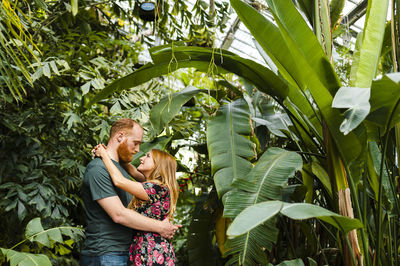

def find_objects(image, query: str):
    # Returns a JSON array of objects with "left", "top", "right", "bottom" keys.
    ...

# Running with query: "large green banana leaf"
[
  {"left": 149, "top": 86, "right": 202, "bottom": 135},
  {"left": 206, "top": 99, "right": 255, "bottom": 198},
  {"left": 150, "top": 45, "right": 288, "bottom": 99},
  {"left": 351, "top": 0, "right": 389, "bottom": 88},
  {"left": 230, "top": 0, "right": 362, "bottom": 164},
  {"left": 227, "top": 200, "right": 363, "bottom": 237},
  {"left": 252, "top": 98, "right": 292, "bottom": 138},
  {"left": 295, "top": 0, "right": 313, "bottom": 24},
  {"left": 230, "top": 0, "right": 316, "bottom": 123},
  {"left": 281, "top": 203, "right": 363, "bottom": 232},
  {"left": 366, "top": 73, "right": 400, "bottom": 133},
  {"left": 333, "top": 0, "right": 389, "bottom": 135},
  {"left": 222, "top": 148, "right": 302, "bottom": 265},
  {"left": 224, "top": 218, "right": 275, "bottom": 265},
  {"left": 231, "top": 147, "right": 303, "bottom": 199},
  {"left": 227, "top": 201, "right": 282, "bottom": 236},
  {"left": 349, "top": 32, "right": 363, "bottom": 87},
  {"left": 229, "top": 0, "right": 327, "bottom": 157},
  {"left": 252, "top": 0, "right": 363, "bottom": 165},
  {"left": 230, "top": 0, "right": 300, "bottom": 89},
  {"left": 265, "top": 0, "right": 340, "bottom": 95},
  {"left": 85, "top": 46, "right": 289, "bottom": 108},
  {"left": 313, "top": 0, "right": 332, "bottom": 58},
  {"left": 284, "top": 98, "right": 324, "bottom": 155}
]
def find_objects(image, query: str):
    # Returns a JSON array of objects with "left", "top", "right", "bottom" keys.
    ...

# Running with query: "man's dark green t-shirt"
[{"left": 81, "top": 158, "right": 132, "bottom": 256}]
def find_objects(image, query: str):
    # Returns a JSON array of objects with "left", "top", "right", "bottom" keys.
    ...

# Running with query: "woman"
[{"left": 94, "top": 144, "right": 179, "bottom": 266}]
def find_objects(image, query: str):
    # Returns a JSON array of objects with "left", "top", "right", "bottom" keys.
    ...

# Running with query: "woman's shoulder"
[
  {"left": 143, "top": 181, "right": 168, "bottom": 188},
  {"left": 143, "top": 181, "right": 169, "bottom": 194}
]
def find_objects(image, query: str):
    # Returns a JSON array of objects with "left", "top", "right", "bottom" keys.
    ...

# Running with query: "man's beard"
[{"left": 117, "top": 140, "right": 133, "bottom": 163}]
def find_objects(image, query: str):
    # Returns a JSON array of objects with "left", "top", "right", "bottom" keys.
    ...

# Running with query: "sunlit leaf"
[
  {"left": 42, "top": 63, "right": 51, "bottom": 78},
  {"left": 150, "top": 86, "right": 202, "bottom": 135},
  {"left": 71, "top": 0, "right": 78, "bottom": 16},
  {"left": 332, "top": 87, "right": 371, "bottom": 135},
  {"left": 281, "top": 203, "right": 363, "bottom": 233},
  {"left": 227, "top": 201, "right": 283, "bottom": 237},
  {"left": 81, "top": 82, "right": 91, "bottom": 95}
]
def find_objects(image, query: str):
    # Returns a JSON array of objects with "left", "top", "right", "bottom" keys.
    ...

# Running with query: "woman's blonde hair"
[{"left": 128, "top": 149, "right": 179, "bottom": 219}]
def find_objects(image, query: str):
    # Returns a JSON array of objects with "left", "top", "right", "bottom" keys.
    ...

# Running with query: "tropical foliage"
[
  {"left": 0, "top": 0, "right": 229, "bottom": 264},
  {"left": 2, "top": 0, "right": 400, "bottom": 265}
]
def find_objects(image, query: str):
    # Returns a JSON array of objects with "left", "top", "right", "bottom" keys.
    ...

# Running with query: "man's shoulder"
[
  {"left": 85, "top": 158, "right": 128, "bottom": 178},
  {"left": 85, "top": 158, "right": 107, "bottom": 174}
]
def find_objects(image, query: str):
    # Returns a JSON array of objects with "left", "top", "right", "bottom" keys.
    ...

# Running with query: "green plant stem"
[
  {"left": 345, "top": 163, "right": 369, "bottom": 266},
  {"left": 376, "top": 93, "right": 400, "bottom": 264},
  {"left": 388, "top": 161, "right": 400, "bottom": 211},
  {"left": 282, "top": 218, "right": 297, "bottom": 257},
  {"left": 394, "top": 215, "right": 398, "bottom": 266},
  {"left": 9, "top": 238, "right": 28, "bottom": 251},
  {"left": 376, "top": 133, "right": 389, "bottom": 265},
  {"left": 392, "top": 0, "right": 399, "bottom": 72},
  {"left": 388, "top": 215, "right": 394, "bottom": 266},
  {"left": 313, "top": 221, "right": 329, "bottom": 265},
  {"left": 296, "top": 151, "right": 326, "bottom": 159},
  {"left": 362, "top": 166, "right": 370, "bottom": 266}
]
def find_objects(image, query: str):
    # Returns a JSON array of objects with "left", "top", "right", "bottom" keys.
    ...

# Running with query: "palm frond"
[{"left": 0, "top": 0, "right": 39, "bottom": 100}]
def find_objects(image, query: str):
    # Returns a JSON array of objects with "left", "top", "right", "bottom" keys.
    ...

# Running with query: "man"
[{"left": 81, "top": 118, "right": 179, "bottom": 265}]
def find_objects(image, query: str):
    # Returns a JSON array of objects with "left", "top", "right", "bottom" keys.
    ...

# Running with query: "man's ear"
[{"left": 116, "top": 132, "right": 124, "bottom": 143}]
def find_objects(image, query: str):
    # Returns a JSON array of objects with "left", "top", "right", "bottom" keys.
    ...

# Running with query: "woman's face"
[{"left": 137, "top": 152, "right": 155, "bottom": 176}]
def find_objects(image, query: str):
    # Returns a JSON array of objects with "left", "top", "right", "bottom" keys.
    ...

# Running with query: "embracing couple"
[{"left": 80, "top": 118, "right": 181, "bottom": 266}]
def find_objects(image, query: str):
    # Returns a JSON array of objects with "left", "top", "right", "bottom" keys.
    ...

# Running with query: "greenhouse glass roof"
[
  {"left": 135, "top": 0, "right": 387, "bottom": 66},
  {"left": 213, "top": 0, "right": 378, "bottom": 66}
]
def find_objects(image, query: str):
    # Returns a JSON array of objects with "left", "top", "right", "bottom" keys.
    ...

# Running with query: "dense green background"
[{"left": 2, "top": 0, "right": 400, "bottom": 265}]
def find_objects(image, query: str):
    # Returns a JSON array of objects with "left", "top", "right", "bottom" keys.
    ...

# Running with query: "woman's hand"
[{"left": 92, "top": 144, "right": 107, "bottom": 158}]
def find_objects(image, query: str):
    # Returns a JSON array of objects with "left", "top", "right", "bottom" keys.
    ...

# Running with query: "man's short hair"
[{"left": 110, "top": 118, "right": 142, "bottom": 138}]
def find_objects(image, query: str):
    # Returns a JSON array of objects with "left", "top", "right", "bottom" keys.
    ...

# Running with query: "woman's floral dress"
[{"left": 128, "top": 182, "right": 175, "bottom": 266}]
